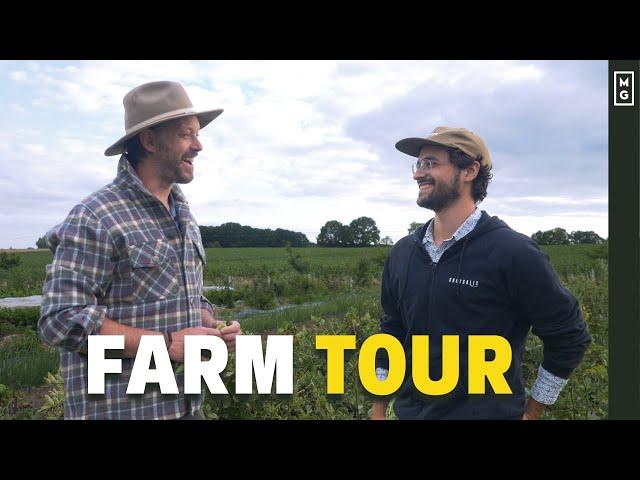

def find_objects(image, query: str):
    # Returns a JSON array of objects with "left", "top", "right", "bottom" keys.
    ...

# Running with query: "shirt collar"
[
  {"left": 424, "top": 208, "right": 481, "bottom": 245},
  {"left": 114, "top": 155, "right": 188, "bottom": 206}
]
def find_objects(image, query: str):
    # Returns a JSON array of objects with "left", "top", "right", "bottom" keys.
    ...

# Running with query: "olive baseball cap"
[{"left": 395, "top": 126, "right": 492, "bottom": 169}]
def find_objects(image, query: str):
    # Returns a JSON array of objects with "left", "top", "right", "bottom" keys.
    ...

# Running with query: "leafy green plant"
[
  {"left": 0, "top": 307, "right": 40, "bottom": 329},
  {"left": 0, "top": 244, "right": 609, "bottom": 420},
  {"left": 0, "top": 252, "right": 21, "bottom": 270},
  {"left": 203, "top": 309, "right": 379, "bottom": 419},
  {"left": 353, "top": 258, "right": 372, "bottom": 287},
  {"left": 0, "top": 330, "right": 60, "bottom": 388},
  {"left": 286, "top": 245, "right": 310, "bottom": 274},
  {"left": 37, "top": 370, "right": 64, "bottom": 419}
]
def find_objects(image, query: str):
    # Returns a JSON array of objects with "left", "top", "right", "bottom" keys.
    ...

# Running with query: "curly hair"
[{"left": 447, "top": 147, "right": 493, "bottom": 203}]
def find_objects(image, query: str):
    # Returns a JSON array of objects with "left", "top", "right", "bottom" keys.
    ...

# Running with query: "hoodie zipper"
[
  {"left": 426, "top": 247, "right": 455, "bottom": 333},
  {"left": 414, "top": 212, "right": 492, "bottom": 333}
]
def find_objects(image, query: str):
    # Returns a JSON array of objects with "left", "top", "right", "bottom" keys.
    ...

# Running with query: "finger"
[
  {"left": 222, "top": 330, "right": 242, "bottom": 338},
  {"left": 221, "top": 330, "right": 240, "bottom": 341},
  {"left": 221, "top": 338, "right": 236, "bottom": 347},
  {"left": 199, "top": 327, "right": 222, "bottom": 336},
  {"left": 219, "top": 323, "right": 241, "bottom": 335}
]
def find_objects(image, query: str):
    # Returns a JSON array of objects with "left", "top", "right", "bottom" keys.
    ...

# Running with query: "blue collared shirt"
[
  {"left": 422, "top": 208, "right": 482, "bottom": 263},
  {"left": 168, "top": 192, "right": 178, "bottom": 224}
]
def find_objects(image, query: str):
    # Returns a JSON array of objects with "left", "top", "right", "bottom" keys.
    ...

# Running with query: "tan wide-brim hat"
[
  {"left": 105, "top": 81, "right": 223, "bottom": 156},
  {"left": 395, "top": 126, "right": 492, "bottom": 169}
]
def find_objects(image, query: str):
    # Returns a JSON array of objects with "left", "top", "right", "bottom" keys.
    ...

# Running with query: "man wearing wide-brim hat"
[
  {"left": 371, "top": 126, "right": 592, "bottom": 420},
  {"left": 39, "top": 81, "right": 240, "bottom": 420}
]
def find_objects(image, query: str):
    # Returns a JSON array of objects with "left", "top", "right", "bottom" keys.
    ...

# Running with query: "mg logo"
[{"left": 614, "top": 71, "right": 634, "bottom": 106}]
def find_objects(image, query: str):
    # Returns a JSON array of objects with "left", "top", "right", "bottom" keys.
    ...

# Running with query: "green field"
[
  {"left": 0, "top": 244, "right": 605, "bottom": 295},
  {"left": 0, "top": 244, "right": 608, "bottom": 420}
]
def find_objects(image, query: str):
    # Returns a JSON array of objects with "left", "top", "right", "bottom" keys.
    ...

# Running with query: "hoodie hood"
[{"left": 411, "top": 211, "right": 510, "bottom": 246}]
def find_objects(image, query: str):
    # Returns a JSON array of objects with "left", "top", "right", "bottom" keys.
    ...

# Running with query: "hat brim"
[
  {"left": 104, "top": 108, "right": 223, "bottom": 157},
  {"left": 395, "top": 137, "right": 452, "bottom": 158}
]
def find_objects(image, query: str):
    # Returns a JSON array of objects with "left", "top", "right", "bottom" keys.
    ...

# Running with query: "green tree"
[
  {"left": 199, "top": 223, "right": 310, "bottom": 247},
  {"left": 380, "top": 236, "right": 394, "bottom": 246},
  {"left": 338, "top": 224, "right": 353, "bottom": 247},
  {"left": 36, "top": 236, "right": 48, "bottom": 249},
  {"left": 570, "top": 230, "right": 604, "bottom": 244},
  {"left": 349, "top": 217, "right": 380, "bottom": 247},
  {"left": 532, "top": 228, "right": 571, "bottom": 245},
  {"left": 317, "top": 220, "right": 344, "bottom": 247}
]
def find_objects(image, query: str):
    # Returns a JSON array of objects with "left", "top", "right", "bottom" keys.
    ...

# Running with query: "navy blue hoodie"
[{"left": 376, "top": 211, "right": 591, "bottom": 420}]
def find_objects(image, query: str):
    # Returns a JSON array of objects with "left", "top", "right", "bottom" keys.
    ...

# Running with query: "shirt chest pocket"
[
  {"left": 193, "top": 238, "right": 206, "bottom": 264},
  {"left": 128, "top": 240, "right": 179, "bottom": 303},
  {"left": 185, "top": 225, "right": 206, "bottom": 275}
]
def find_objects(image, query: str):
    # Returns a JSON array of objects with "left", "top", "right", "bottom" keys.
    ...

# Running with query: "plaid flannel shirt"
[{"left": 39, "top": 155, "right": 216, "bottom": 419}]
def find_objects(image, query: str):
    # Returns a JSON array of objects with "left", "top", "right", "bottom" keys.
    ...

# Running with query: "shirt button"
[{"left": 190, "top": 298, "right": 194, "bottom": 306}]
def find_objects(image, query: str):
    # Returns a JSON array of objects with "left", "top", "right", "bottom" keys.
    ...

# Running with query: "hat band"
[{"left": 125, "top": 107, "right": 197, "bottom": 135}]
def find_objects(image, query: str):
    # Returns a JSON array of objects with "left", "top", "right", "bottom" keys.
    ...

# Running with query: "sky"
[{"left": 0, "top": 60, "right": 608, "bottom": 248}]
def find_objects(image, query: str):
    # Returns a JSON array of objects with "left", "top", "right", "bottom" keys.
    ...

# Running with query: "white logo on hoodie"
[{"left": 448, "top": 277, "right": 479, "bottom": 288}]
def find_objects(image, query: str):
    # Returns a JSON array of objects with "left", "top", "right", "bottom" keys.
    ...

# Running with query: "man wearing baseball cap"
[
  {"left": 39, "top": 81, "right": 240, "bottom": 419},
  {"left": 371, "top": 126, "right": 591, "bottom": 420}
]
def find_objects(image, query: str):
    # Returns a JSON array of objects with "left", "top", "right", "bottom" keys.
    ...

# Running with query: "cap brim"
[
  {"left": 395, "top": 137, "right": 451, "bottom": 158},
  {"left": 104, "top": 108, "right": 224, "bottom": 157}
]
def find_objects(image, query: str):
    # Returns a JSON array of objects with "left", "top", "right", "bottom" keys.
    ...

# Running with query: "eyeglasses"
[{"left": 411, "top": 158, "right": 440, "bottom": 174}]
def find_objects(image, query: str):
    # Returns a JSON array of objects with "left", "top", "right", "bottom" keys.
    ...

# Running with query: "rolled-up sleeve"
[
  {"left": 39, "top": 204, "right": 115, "bottom": 353},
  {"left": 200, "top": 294, "right": 217, "bottom": 318}
]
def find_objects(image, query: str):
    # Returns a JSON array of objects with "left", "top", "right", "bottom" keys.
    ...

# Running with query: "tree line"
[
  {"left": 531, "top": 228, "right": 605, "bottom": 245},
  {"left": 199, "top": 222, "right": 310, "bottom": 248},
  {"left": 34, "top": 223, "right": 604, "bottom": 249},
  {"left": 408, "top": 224, "right": 605, "bottom": 246},
  {"left": 316, "top": 217, "right": 391, "bottom": 247}
]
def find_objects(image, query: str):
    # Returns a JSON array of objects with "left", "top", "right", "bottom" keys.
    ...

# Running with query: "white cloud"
[
  {"left": 8, "top": 70, "right": 27, "bottom": 82},
  {"left": 23, "top": 144, "right": 46, "bottom": 156},
  {"left": 0, "top": 60, "right": 608, "bottom": 247},
  {"left": 498, "top": 196, "right": 608, "bottom": 206}
]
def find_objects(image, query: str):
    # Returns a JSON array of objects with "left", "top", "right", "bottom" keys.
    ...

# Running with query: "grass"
[
  {"left": 0, "top": 243, "right": 609, "bottom": 420},
  {"left": 0, "top": 244, "right": 603, "bottom": 295},
  {"left": 222, "top": 287, "right": 380, "bottom": 333},
  {"left": 0, "top": 330, "right": 59, "bottom": 389}
]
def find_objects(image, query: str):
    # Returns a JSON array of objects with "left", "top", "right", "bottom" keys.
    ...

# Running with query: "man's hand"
[
  {"left": 215, "top": 321, "right": 241, "bottom": 353},
  {"left": 168, "top": 327, "right": 221, "bottom": 362},
  {"left": 522, "top": 397, "right": 545, "bottom": 420},
  {"left": 200, "top": 308, "right": 242, "bottom": 352},
  {"left": 370, "top": 400, "right": 388, "bottom": 420},
  {"left": 201, "top": 308, "right": 219, "bottom": 329}
]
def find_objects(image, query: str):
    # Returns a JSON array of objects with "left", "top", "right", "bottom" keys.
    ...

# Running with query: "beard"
[
  {"left": 157, "top": 148, "right": 195, "bottom": 185},
  {"left": 417, "top": 170, "right": 461, "bottom": 211}
]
